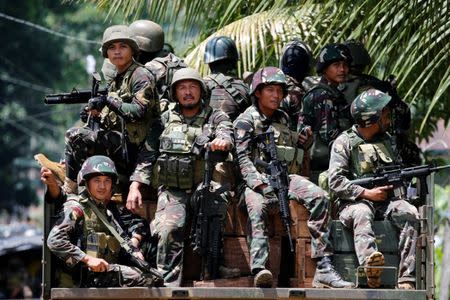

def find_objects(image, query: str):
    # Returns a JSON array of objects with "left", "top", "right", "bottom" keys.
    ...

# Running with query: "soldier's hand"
[
  {"left": 88, "top": 95, "right": 107, "bottom": 111},
  {"left": 40, "top": 167, "right": 61, "bottom": 199},
  {"left": 127, "top": 181, "right": 143, "bottom": 212},
  {"left": 210, "top": 137, "right": 231, "bottom": 152},
  {"left": 298, "top": 126, "right": 313, "bottom": 149},
  {"left": 361, "top": 185, "right": 393, "bottom": 202},
  {"left": 132, "top": 249, "right": 145, "bottom": 261},
  {"left": 82, "top": 255, "right": 109, "bottom": 272},
  {"left": 79, "top": 105, "right": 89, "bottom": 123}
]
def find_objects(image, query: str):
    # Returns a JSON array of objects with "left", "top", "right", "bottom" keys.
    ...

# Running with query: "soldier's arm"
[
  {"left": 107, "top": 67, "right": 159, "bottom": 121},
  {"left": 328, "top": 134, "right": 365, "bottom": 201},
  {"left": 233, "top": 115, "right": 266, "bottom": 190},
  {"left": 46, "top": 200, "right": 87, "bottom": 267},
  {"left": 210, "top": 110, "right": 234, "bottom": 149}
]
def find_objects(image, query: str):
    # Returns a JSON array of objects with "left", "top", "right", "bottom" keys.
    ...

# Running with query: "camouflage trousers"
[
  {"left": 244, "top": 174, "right": 332, "bottom": 273},
  {"left": 151, "top": 187, "right": 192, "bottom": 287},
  {"left": 65, "top": 126, "right": 138, "bottom": 193},
  {"left": 339, "top": 199, "right": 419, "bottom": 282}
]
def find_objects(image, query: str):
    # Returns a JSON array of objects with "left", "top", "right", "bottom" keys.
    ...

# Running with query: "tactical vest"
[
  {"left": 248, "top": 107, "right": 303, "bottom": 174},
  {"left": 342, "top": 129, "right": 394, "bottom": 178},
  {"left": 145, "top": 53, "right": 187, "bottom": 102},
  {"left": 307, "top": 83, "right": 353, "bottom": 171},
  {"left": 157, "top": 107, "right": 213, "bottom": 189},
  {"left": 102, "top": 62, "right": 153, "bottom": 145},
  {"left": 205, "top": 73, "right": 248, "bottom": 114},
  {"left": 79, "top": 198, "right": 121, "bottom": 263}
]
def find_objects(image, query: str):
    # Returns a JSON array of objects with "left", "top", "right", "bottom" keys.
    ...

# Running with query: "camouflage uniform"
[
  {"left": 328, "top": 90, "right": 418, "bottom": 284},
  {"left": 299, "top": 44, "right": 353, "bottom": 184},
  {"left": 234, "top": 104, "right": 333, "bottom": 271},
  {"left": 280, "top": 75, "right": 307, "bottom": 131},
  {"left": 64, "top": 59, "right": 159, "bottom": 194},
  {"left": 47, "top": 156, "right": 153, "bottom": 287},
  {"left": 133, "top": 68, "right": 234, "bottom": 286}
]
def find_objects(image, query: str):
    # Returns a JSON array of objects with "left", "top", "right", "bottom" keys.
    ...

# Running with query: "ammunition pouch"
[{"left": 157, "top": 154, "right": 195, "bottom": 189}]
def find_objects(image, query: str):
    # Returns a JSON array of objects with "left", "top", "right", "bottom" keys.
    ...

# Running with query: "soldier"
[
  {"left": 203, "top": 36, "right": 251, "bottom": 121},
  {"left": 47, "top": 156, "right": 159, "bottom": 287},
  {"left": 342, "top": 40, "right": 420, "bottom": 167},
  {"left": 234, "top": 67, "right": 354, "bottom": 288},
  {"left": 299, "top": 43, "right": 353, "bottom": 184},
  {"left": 328, "top": 89, "right": 418, "bottom": 289},
  {"left": 129, "top": 20, "right": 188, "bottom": 113},
  {"left": 279, "top": 38, "right": 313, "bottom": 131},
  {"left": 128, "top": 68, "right": 239, "bottom": 286},
  {"left": 64, "top": 25, "right": 160, "bottom": 197}
]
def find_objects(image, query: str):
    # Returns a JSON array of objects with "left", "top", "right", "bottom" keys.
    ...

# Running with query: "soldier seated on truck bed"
[
  {"left": 328, "top": 89, "right": 419, "bottom": 289},
  {"left": 233, "top": 66, "right": 354, "bottom": 289},
  {"left": 47, "top": 156, "right": 160, "bottom": 288}
]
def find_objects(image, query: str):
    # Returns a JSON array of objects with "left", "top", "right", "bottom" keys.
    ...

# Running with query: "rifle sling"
[{"left": 85, "top": 199, "right": 132, "bottom": 253}]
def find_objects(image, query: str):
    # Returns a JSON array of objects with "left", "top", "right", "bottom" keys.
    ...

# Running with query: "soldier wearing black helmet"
[
  {"left": 341, "top": 40, "right": 420, "bottom": 167},
  {"left": 299, "top": 43, "right": 353, "bottom": 184},
  {"left": 129, "top": 20, "right": 188, "bottom": 113},
  {"left": 203, "top": 36, "right": 251, "bottom": 121}
]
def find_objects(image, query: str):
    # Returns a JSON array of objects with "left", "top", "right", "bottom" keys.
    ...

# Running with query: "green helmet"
[
  {"left": 79, "top": 155, "right": 118, "bottom": 185},
  {"left": 250, "top": 66, "right": 287, "bottom": 96},
  {"left": 351, "top": 89, "right": 392, "bottom": 127},
  {"left": 316, "top": 43, "right": 352, "bottom": 74},
  {"left": 344, "top": 40, "right": 371, "bottom": 73},
  {"left": 101, "top": 25, "right": 139, "bottom": 58},
  {"left": 129, "top": 20, "right": 164, "bottom": 53},
  {"left": 170, "top": 68, "right": 208, "bottom": 100}
]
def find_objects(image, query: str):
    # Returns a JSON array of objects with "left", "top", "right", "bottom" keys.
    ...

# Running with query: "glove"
[
  {"left": 88, "top": 95, "right": 107, "bottom": 111},
  {"left": 79, "top": 105, "right": 89, "bottom": 123}
]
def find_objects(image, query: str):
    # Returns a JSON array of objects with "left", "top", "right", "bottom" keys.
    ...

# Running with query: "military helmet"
[
  {"left": 280, "top": 39, "right": 313, "bottom": 82},
  {"left": 250, "top": 66, "right": 287, "bottom": 96},
  {"left": 344, "top": 40, "right": 371, "bottom": 72},
  {"left": 316, "top": 43, "right": 352, "bottom": 74},
  {"left": 351, "top": 89, "right": 392, "bottom": 127},
  {"left": 170, "top": 68, "right": 208, "bottom": 100},
  {"left": 129, "top": 20, "right": 164, "bottom": 53},
  {"left": 204, "top": 36, "right": 239, "bottom": 64},
  {"left": 79, "top": 155, "right": 118, "bottom": 185},
  {"left": 101, "top": 25, "right": 140, "bottom": 58}
]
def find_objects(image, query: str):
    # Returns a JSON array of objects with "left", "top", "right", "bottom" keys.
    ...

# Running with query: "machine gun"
[
  {"left": 351, "top": 164, "right": 450, "bottom": 202},
  {"left": 190, "top": 145, "right": 229, "bottom": 280},
  {"left": 254, "top": 129, "right": 294, "bottom": 252}
]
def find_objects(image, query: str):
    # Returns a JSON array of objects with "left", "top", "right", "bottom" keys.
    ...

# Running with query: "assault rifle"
[
  {"left": 351, "top": 164, "right": 450, "bottom": 203},
  {"left": 255, "top": 129, "right": 294, "bottom": 252},
  {"left": 190, "top": 145, "right": 228, "bottom": 280}
]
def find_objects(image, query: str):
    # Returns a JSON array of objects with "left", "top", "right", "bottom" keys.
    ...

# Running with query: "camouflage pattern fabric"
[
  {"left": 299, "top": 77, "right": 352, "bottom": 182},
  {"left": 148, "top": 105, "right": 234, "bottom": 286},
  {"left": 280, "top": 75, "right": 306, "bottom": 131},
  {"left": 46, "top": 192, "right": 152, "bottom": 287},
  {"left": 204, "top": 73, "right": 250, "bottom": 121},
  {"left": 329, "top": 126, "right": 418, "bottom": 283},
  {"left": 234, "top": 104, "right": 333, "bottom": 273},
  {"left": 64, "top": 60, "right": 160, "bottom": 192}
]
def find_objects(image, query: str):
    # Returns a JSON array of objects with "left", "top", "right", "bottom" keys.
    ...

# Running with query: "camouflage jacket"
[
  {"left": 328, "top": 125, "right": 396, "bottom": 202},
  {"left": 300, "top": 77, "right": 352, "bottom": 144},
  {"left": 280, "top": 75, "right": 307, "bottom": 131},
  {"left": 131, "top": 104, "right": 233, "bottom": 186},
  {"left": 234, "top": 105, "right": 299, "bottom": 189},
  {"left": 102, "top": 60, "right": 160, "bottom": 145},
  {"left": 47, "top": 192, "right": 149, "bottom": 267},
  {"left": 204, "top": 73, "right": 251, "bottom": 121}
]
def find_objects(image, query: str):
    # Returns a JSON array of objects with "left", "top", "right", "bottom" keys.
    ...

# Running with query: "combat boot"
[
  {"left": 218, "top": 265, "right": 241, "bottom": 279},
  {"left": 365, "top": 251, "right": 384, "bottom": 288},
  {"left": 253, "top": 269, "right": 273, "bottom": 288},
  {"left": 312, "top": 256, "right": 355, "bottom": 288}
]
